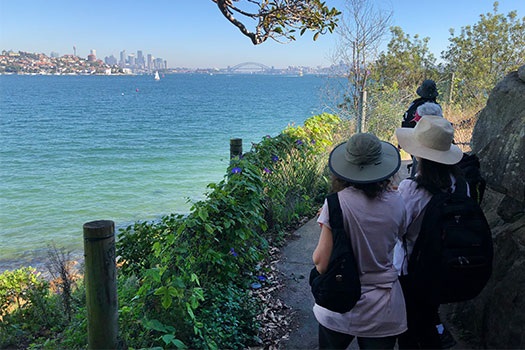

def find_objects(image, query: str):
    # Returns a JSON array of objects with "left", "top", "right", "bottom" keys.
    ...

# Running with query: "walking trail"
[{"left": 275, "top": 161, "right": 470, "bottom": 349}]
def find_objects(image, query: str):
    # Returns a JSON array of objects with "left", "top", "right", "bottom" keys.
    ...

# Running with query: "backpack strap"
[
  {"left": 454, "top": 176, "right": 468, "bottom": 197},
  {"left": 327, "top": 192, "right": 344, "bottom": 231},
  {"left": 326, "top": 192, "right": 356, "bottom": 265}
]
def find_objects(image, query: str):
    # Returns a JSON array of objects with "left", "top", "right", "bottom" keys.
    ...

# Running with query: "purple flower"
[
  {"left": 311, "top": 139, "right": 316, "bottom": 144},
  {"left": 296, "top": 140, "right": 303, "bottom": 146},
  {"left": 257, "top": 275, "right": 267, "bottom": 282},
  {"left": 263, "top": 167, "right": 272, "bottom": 174},
  {"left": 271, "top": 155, "right": 279, "bottom": 162},
  {"left": 229, "top": 248, "right": 238, "bottom": 257},
  {"left": 231, "top": 167, "right": 242, "bottom": 174}
]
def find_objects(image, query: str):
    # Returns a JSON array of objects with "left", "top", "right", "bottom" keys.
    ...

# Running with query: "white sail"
[{"left": 154, "top": 71, "right": 160, "bottom": 80}]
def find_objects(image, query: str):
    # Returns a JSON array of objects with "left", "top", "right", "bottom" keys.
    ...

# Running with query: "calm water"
[{"left": 0, "top": 74, "right": 327, "bottom": 267}]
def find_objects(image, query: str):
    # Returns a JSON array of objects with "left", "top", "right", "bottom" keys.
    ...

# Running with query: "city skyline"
[{"left": 1, "top": 1, "right": 524, "bottom": 69}]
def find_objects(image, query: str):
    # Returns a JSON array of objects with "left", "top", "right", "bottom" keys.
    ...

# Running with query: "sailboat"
[{"left": 154, "top": 71, "right": 160, "bottom": 81}]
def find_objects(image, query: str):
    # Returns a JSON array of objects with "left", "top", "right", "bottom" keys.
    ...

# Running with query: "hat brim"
[
  {"left": 329, "top": 141, "right": 401, "bottom": 184},
  {"left": 396, "top": 127, "right": 463, "bottom": 165}
]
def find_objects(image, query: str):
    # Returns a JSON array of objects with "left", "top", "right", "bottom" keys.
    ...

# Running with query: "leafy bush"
[
  {"left": 0, "top": 267, "right": 50, "bottom": 347},
  {"left": 0, "top": 267, "right": 86, "bottom": 349},
  {"left": 114, "top": 113, "right": 341, "bottom": 348},
  {"left": 191, "top": 283, "right": 261, "bottom": 349},
  {"left": 0, "top": 267, "right": 48, "bottom": 317}
]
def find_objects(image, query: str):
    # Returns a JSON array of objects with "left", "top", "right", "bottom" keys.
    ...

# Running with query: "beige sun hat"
[
  {"left": 329, "top": 133, "right": 400, "bottom": 184},
  {"left": 395, "top": 115, "right": 463, "bottom": 165}
]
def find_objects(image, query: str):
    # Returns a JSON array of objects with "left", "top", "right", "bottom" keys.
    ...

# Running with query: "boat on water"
[{"left": 154, "top": 71, "right": 160, "bottom": 81}]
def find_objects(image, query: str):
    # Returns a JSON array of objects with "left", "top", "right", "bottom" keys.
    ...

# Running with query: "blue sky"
[{"left": 0, "top": 0, "right": 523, "bottom": 69}]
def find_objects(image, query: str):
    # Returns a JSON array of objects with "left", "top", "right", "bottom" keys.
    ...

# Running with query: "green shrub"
[
  {"left": 0, "top": 267, "right": 48, "bottom": 317},
  {"left": 191, "top": 283, "right": 261, "bottom": 349},
  {"left": 0, "top": 267, "right": 50, "bottom": 347}
]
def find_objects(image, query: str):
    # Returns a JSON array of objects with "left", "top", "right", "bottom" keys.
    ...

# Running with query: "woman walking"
[
  {"left": 313, "top": 133, "right": 407, "bottom": 349},
  {"left": 395, "top": 116, "right": 463, "bottom": 349}
]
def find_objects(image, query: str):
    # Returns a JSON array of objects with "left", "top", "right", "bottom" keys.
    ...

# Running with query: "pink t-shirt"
[{"left": 314, "top": 187, "right": 407, "bottom": 337}]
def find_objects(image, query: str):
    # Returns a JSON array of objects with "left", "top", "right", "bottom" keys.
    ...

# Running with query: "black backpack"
[
  {"left": 309, "top": 193, "right": 361, "bottom": 313},
  {"left": 402, "top": 98, "right": 440, "bottom": 128},
  {"left": 457, "top": 153, "right": 486, "bottom": 205},
  {"left": 407, "top": 177, "right": 493, "bottom": 304}
]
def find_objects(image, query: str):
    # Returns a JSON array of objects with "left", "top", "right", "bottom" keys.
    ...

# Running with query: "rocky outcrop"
[
  {"left": 450, "top": 67, "right": 525, "bottom": 348},
  {"left": 472, "top": 69, "right": 525, "bottom": 207}
]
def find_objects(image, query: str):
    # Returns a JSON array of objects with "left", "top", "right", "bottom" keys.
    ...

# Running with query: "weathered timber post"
[
  {"left": 83, "top": 220, "right": 118, "bottom": 350},
  {"left": 360, "top": 90, "right": 367, "bottom": 132},
  {"left": 230, "top": 138, "right": 243, "bottom": 159}
]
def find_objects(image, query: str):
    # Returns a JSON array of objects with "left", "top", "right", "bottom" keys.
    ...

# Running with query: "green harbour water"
[{"left": 0, "top": 73, "right": 329, "bottom": 269}]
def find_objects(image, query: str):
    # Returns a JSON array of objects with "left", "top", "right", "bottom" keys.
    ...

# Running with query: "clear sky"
[{"left": 0, "top": 0, "right": 523, "bottom": 69}]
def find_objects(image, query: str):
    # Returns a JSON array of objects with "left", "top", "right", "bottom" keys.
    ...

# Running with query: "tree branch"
[{"left": 214, "top": 0, "right": 265, "bottom": 44}]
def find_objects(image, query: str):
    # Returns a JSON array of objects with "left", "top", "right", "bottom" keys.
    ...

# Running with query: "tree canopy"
[
  {"left": 371, "top": 26, "right": 437, "bottom": 92},
  {"left": 212, "top": 0, "right": 340, "bottom": 45},
  {"left": 442, "top": 2, "right": 525, "bottom": 107}
]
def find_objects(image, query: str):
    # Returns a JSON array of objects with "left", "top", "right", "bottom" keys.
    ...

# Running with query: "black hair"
[
  {"left": 331, "top": 174, "right": 390, "bottom": 199},
  {"left": 415, "top": 158, "right": 460, "bottom": 192}
]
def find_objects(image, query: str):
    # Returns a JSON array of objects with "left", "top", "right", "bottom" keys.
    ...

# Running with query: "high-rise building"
[
  {"left": 105, "top": 55, "right": 118, "bottom": 66},
  {"left": 147, "top": 54, "right": 153, "bottom": 71},
  {"left": 154, "top": 57, "right": 163, "bottom": 70},
  {"left": 128, "top": 54, "right": 136, "bottom": 67},
  {"left": 137, "top": 50, "right": 145, "bottom": 69},
  {"left": 119, "top": 50, "right": 126, "bottom": 67}
]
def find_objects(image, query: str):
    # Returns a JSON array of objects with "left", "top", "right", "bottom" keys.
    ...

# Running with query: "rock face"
[
  {"left": 472, "top": 69, "right": 525, "bottom": 207},
  {"left": 450, "top": 67, "right": 525, "bottom": 348}
]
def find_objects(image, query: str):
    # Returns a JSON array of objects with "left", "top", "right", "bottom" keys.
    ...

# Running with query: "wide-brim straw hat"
[
  {"left": 396, "top": 115, "right": 463, "bottom": 165},
  {"left": 329, "top": 133, "right": 401, "bottom": 184}
]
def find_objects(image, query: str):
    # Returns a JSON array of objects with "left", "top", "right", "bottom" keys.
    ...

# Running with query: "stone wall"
[{"left": 449, "top": 66, "right": 525, "bottom": 348}]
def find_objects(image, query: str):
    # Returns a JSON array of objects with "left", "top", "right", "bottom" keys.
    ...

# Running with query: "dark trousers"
[
  {"left": 398, "top": 275, "right": 441, "bottom": 349},
  {"left": 319, "top": 324, "right": 397, "bottom": 349}
]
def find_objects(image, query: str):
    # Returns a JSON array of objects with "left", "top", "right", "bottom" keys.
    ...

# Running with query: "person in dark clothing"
[
  {"left": 402, "top": 80, "right": 441, "bottom": 177},
  {"left": 402, "top": 79, "right": 440, "bottom": 128}
]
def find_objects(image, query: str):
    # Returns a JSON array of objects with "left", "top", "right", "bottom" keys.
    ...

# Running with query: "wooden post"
[
  {"left": 230, "top": 138, "right": 243, "bottom": 159},
  {"left": 360, "top": 90, "right": 367, "bottom": 133},
  {"left": 83, "top": 220, "right": 118, "bottom": 350}
]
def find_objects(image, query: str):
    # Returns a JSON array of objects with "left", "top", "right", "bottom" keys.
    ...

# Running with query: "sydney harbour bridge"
[{"left": 226, "top": 62, "right": 276, "bottom": 74}]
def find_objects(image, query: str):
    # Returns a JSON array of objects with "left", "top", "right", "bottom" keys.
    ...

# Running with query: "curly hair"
[{"left": 331, "top": 174, "right": 391, "bottom": 199}]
